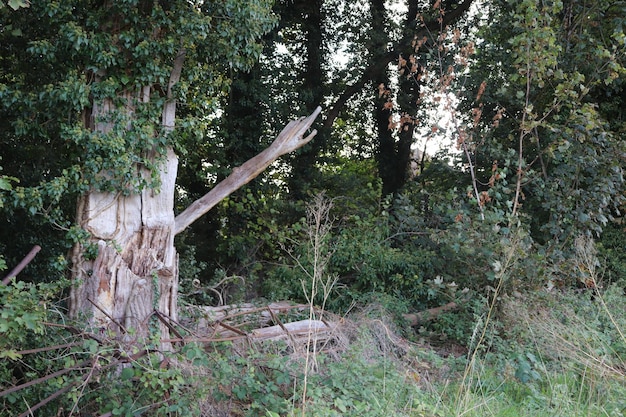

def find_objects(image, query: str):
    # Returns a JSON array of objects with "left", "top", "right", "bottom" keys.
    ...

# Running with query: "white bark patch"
[
  {"left": 85, "top": 192, "right": 142, "bottom": 239},
  {"left": 71, "top": 150, "right": 179, "bottom": 342},
  {"left": 141, "top": 148, "right": 178, "bottom": 230}
]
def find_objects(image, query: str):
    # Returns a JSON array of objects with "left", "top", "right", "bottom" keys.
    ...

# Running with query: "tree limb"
[
  {"left": 174, "top": 106, "right": 322, "bottom": 235},
  {"left": 1, "top": 245, "right": 41, "bottom": 285},
  {"left": 162, "top": 48, "right": 186, "bottom": 130}
]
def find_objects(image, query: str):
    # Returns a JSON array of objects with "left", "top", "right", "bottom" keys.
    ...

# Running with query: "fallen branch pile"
[
  {"left": 176, "top": 302, "right": 341, "bottom": 350},
  {"left": 1, "top": 299, "right": 457, "bottom": 416},
  {"left": 174, "top": 300, "right": 459, "bottom": 350}
]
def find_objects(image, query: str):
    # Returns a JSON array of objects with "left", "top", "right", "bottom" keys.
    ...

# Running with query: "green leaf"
[
  {"left": 8, "top": 0, "right": 29, "bottom": 10},
  {"left": 0, "top": 320, "right": 10, "bottom": 332},
  {"left": 0, "top": 349, "right": 22, "bottom": 360},
  {"left": 0, "top": 176, "right": 17, "bottom": 190},
  {"left": 120, "top": 366, "right": 134, "bottom": 380}
]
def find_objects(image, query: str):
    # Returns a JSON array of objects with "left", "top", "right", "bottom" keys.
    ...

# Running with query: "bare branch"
[
  {"left": 1, "top": 245, "right": 41, "bottom": 285},
  {"left": 174, "top": 106, "right": 322, "bottom": 235},
  {"left": 162, "top": 48, "right": 186, "bottom": 130},
  {"left": 402, "top": 301, "right": 459, "bottom": 326}
]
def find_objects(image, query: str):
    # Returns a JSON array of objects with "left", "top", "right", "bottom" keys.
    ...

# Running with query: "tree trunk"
[
  {"left": 287, "top": 0, "right": 326, "bottom": 200},
  {"left": 69, "top": 98, "right": 322, "bottom": 344},
  {"left": 69, "top": 148, "right": 179, "bottom": 342},
  {"left": 70, "top": 50, "right": 186, "bottom": 345},
  {"left": 370, "top": 0, "right": 398, "bottom": 196}
]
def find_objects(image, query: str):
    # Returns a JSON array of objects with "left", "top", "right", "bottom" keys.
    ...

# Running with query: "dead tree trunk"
[
  {"left": 68, "top": 147, "right": 180, "bottom": 341},
  {"left": 68, "top": 56, "right": 321, "bottom": 343}
]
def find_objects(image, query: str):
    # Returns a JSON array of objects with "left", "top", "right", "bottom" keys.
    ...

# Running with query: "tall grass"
[{"left": 437, "top": 235, "right": 626, "bottom": 417}]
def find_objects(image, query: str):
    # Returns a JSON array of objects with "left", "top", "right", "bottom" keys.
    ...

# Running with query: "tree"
[
  {"left": 166, "top": 0, "right": 477, "bottom": 295},
  {"left": 283, "top": 0, "right": 328, "bottom": 199},
  {"left": 326, "top": 0, "right": 475, "bottom": 195},
  {"left": 1, "top": 0, "right": 321, "bottom": 342},
  {"left": 460, "top": 0, "right": 625, "bottom": 244}
]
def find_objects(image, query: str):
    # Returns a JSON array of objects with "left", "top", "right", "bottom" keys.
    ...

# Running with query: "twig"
[
  {"left": 153, "top": 309, "right": 184, "bottom": 342},
  {"left": 267, "top": 306, "right": 298, "bottom": 349},
  {"left": 15, "top": 341, "right": 84, "bottom": 356},
  {"left": 87, "top": 297, "right": 127, "bottom": 334},
  {"left": 0, "top": 360, "right": 90, "bottom": 398},
  {"left": 17, "top": 380, "right": 79, "bottom": 417}
]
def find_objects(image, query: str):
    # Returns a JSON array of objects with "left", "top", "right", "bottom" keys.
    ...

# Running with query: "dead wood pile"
[{"left": 176, "top": 301, "right": 459, "bottom": 352}]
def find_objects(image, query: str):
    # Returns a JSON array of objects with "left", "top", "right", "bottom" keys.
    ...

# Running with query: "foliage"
[
  {"left": 0, "top": 280, "right": 204, "bottom": 416},
  {"left": 291, "top": 350, "right": 436, "bottom": 417},
  {"left": 461, "top": 0, "right": 626, "bottom": 245},
  {"left": 0, "top": 0, "right": 277, "bottom": 279},
  {"left": 0, "top": 280, "right": 75, "bottom": 414},
  {"left": 442, "top": 285, "right": 626, "bottom": 417},
  {"left": 209, "top": 346, "right": 296, "bottom": 416},
  {"left": 2, "top": 0, "right": 626, "bottom": 413},
  {"left": 597, "top": 222, "right": 626, "bottom": 285},
  {"left": 0, "top": 281, "right": 436, "bottom": 417},
  {"left": 0, "top": 164, "right": 18, "bottom": 271},
  {"left": 0, "top": 0, "right": 28, "bottom": 10},
  {"left": 0, "top": 280, "right": 62, "bottom": 360},
  {"left": 0, "top": 165, "right": 18, "bottom": 210},
  {"left": 2, "top": 270, "right": 626, "bottom": 416}
]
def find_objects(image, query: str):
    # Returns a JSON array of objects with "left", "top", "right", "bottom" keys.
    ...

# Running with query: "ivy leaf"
[
  {"left": 7, "top": 0, "right": 30, "bottom": 10},
  {"left": 0, "top": 176, "right": 18, "bottom": 190}
]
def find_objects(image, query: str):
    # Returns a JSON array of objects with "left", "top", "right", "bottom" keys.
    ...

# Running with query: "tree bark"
[
  {"left": 287, "top": 0, "right": 326, "bottom": 200},
  {"left": 70, "top": 51, "right": 186, "bottom": 344},
  {"left": 69, "top": 147, "right": 179, "bottom": 342}
]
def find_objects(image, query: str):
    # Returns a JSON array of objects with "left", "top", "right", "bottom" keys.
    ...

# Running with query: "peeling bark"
[{"left": 69, "top": 148, "right": 179, "bottom": 344}]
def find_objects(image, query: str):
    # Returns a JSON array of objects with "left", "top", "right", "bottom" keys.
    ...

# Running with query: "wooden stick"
[
  {"left": 0, "top": 360, "right": 89, "bottom": 398},
  {"left": 1, "top": 245, "right": 41, "bottom": 285}
]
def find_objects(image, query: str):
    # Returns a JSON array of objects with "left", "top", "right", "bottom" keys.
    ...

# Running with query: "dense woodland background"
[{"left": 0, "top": 0, "right": 625, "bottom": 415}]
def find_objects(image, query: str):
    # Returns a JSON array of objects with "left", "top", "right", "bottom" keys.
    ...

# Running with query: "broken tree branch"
[
  {"left": 1, "top": 245, "right": 41, "bottom": 285},
  {"left": 174, "top": 106, "right": 322, "bottom": 235}
]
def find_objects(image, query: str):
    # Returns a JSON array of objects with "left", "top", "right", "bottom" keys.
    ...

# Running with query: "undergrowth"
[
  {"left": 1, "top": 275, "right": 625, "bottom": 416},
  {"left": 435, "top": 285, "right": 626, "bottom": 417}
]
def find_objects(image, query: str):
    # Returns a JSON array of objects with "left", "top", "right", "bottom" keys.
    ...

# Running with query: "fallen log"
[
  {"left": 164, "top": 318, "right": 339, "bottom": 348},
  {"left": 402, "top": 301, "right": 459, "bottom": 326},
  {"left": 250, "top": 319, "right": 335, "bottom": 342},
  {"left": 180, "top": 301, "right": 459, "bottom": 348},
  {"left": 189, "top": 301, "right": 311, "bottom": 332}
]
